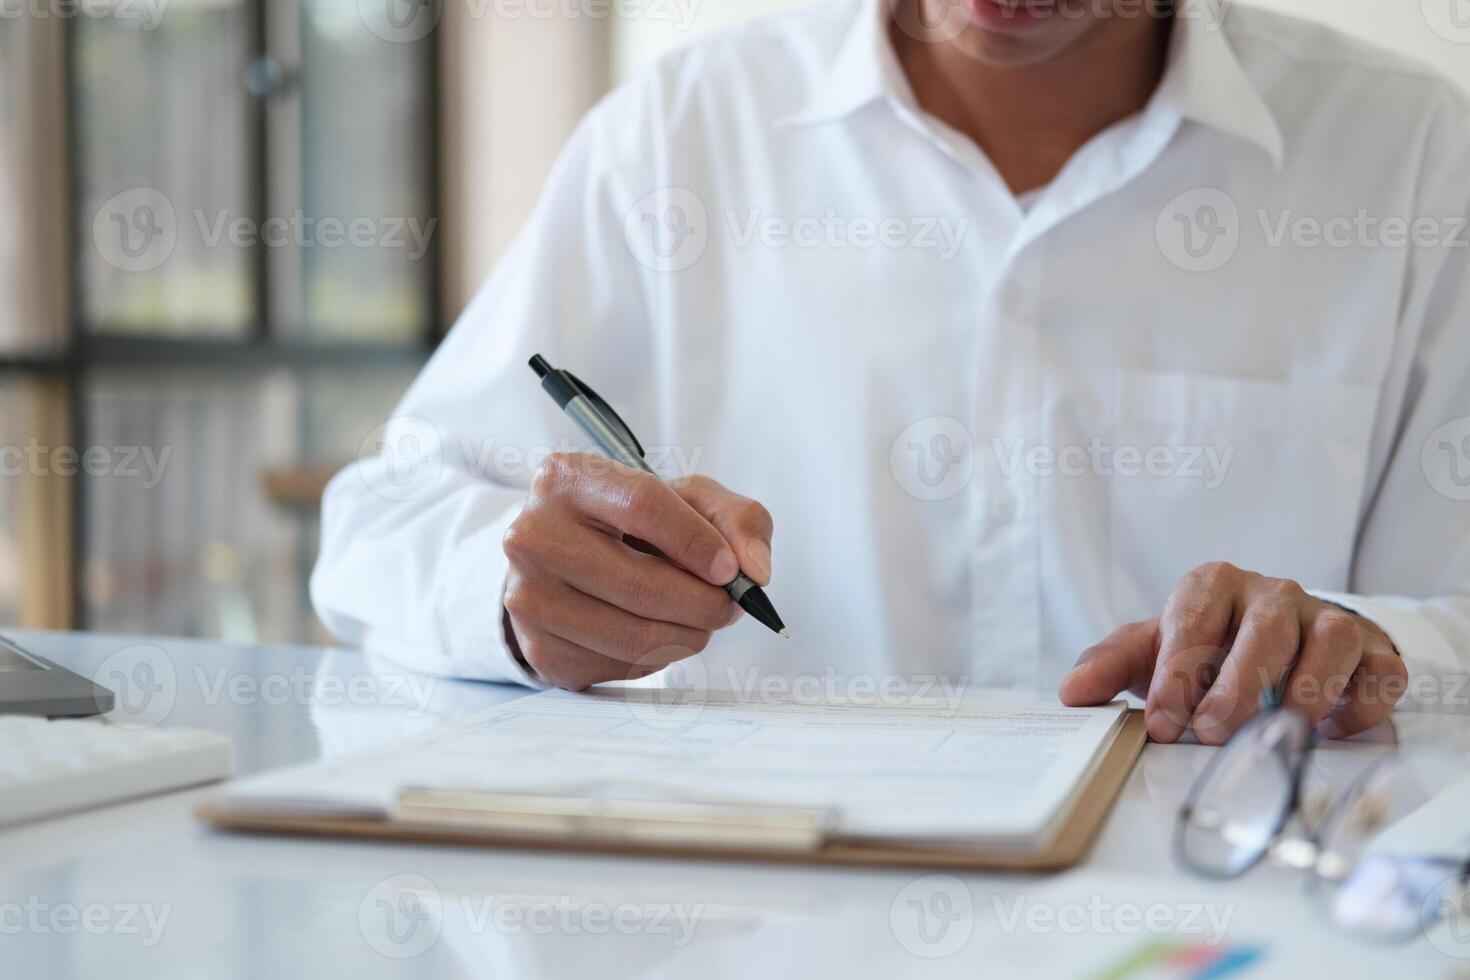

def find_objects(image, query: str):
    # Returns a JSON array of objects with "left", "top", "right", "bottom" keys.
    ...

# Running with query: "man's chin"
[
  {"left": 948, "top": 20, "right": 1100, "bottom": 68},
  {"left": 895, "top": 0, "right": 1111, "bottom": 68}
]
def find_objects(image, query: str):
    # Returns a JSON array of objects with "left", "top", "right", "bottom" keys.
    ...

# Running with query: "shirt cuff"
[
  {"left": 437, "top": 500, "right": 549, "bottom": 690},
  {"left": 1308, "top": 590, "right": 1460, "bottom": 710}
]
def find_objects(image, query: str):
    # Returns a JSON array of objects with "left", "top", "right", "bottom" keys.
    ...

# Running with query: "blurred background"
[{"left": 1, "top": 0, "right": 1466, "bottom": 646}]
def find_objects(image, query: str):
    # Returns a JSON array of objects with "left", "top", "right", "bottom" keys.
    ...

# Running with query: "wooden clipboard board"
[{"left": 196, "top": 710, "right": 1146, "bottom": 873}]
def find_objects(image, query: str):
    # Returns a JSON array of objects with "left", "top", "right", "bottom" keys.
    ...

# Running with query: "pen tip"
[{"left": 780, "top": 629, "right": 790, "bottom": 639}]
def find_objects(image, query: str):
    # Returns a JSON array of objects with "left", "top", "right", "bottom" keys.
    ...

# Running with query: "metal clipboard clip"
[{"left": 394, "top": 780, "right": 837, "bottom": 853}]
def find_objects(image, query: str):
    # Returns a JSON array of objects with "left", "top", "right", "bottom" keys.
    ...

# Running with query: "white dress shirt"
[{"left": 312, "top": 0, "right": 1470, "bottom": 706}]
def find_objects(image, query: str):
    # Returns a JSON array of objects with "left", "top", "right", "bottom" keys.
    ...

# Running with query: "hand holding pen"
[{"left": 500, "top": 355, "right": 786, "bottom": 690}]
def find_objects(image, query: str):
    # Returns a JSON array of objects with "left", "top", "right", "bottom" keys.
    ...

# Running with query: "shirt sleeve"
[
  {"left": 1311, "top": 89, "right": 1470, "bottom": 712},
  {"left": 309, "top": 87, "right": 660, "bottom": 686}
]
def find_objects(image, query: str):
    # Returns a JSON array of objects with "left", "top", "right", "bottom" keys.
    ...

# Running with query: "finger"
[
  {"left": 506, "top": 517, "right": 737, "bottom": 631},
  {"left": 515, "top": 628, "right": 663, "bottom": 691},
  {"left": 672, "top": 476, "right": 775, "bottom": 585},
  {"left": 536, "top": 454, "right": 739, "bottom": 585},
  {"left": 1318, "top": 648, "right": 1408, "bottom": 739},
  {"left": 1192, "top": 595, "right": 1302, "bottom": 745},
  {"left": 1148, "top": 564, "right": 1239, "bottom": 742},
  {"left": 1059, "top": 619, "right": 1160, "bottom": 706},
  {"left": 529, "top": 579, "right": 713, "bottom": 666},
  {"left": 1280, "top": 609, "right": 1364, "bottom": 730}
]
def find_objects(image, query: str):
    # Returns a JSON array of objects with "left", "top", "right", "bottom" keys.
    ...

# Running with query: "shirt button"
[
  {"left": 998, "top": 282, "right": 1027, "bottom": 317},
  {"left": 988, "top": 492, "right": 1017, "bottom": 525}
]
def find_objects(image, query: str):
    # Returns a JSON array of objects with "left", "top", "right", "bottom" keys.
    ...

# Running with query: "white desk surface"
[{"left": 2, "top": 629, "right": 1466, "bottom": 979}]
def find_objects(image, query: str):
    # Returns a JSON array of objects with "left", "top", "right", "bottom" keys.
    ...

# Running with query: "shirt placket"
[{"left": 970, "top": 241, "right": 1046, "bottom": 692}]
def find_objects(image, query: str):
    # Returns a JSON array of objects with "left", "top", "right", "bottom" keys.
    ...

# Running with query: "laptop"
[{"left": 0, "top": 634, "right": 116, "bottom": 718}]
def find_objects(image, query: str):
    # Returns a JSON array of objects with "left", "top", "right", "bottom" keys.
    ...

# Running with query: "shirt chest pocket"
[{"left": 1108, "top": 369, "right": 1379, "bottom": 622}]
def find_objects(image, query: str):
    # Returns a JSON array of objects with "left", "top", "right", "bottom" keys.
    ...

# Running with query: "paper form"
[{"left": 220, "top": 689, "right": 1126, "bottom": 846}]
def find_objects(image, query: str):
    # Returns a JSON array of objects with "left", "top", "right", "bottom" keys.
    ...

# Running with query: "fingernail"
[
  {"left": 1191, "top": 704, "right": 1228, "bottom": 743},
  {"left": 712, "top": 549, "right": 739, "bottom": 583},
  {"left": 1060, "top": 663, "right": 1090, "bottom": 690},
  {"left": 746, "top": 539, "right": 772, "bottom": 584},
  {"left": 1317, "top": 719, "right": 1344, "bottom": 740}
]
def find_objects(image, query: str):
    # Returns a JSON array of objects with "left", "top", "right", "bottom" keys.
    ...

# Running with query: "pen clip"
[{"left": 564, "top": 372, "right": 646, "bottom": 460}]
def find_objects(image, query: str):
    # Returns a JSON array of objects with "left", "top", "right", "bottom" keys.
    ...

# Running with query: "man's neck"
[{"left": 891, "top": 8, "right": 1174, "bottom": 195}]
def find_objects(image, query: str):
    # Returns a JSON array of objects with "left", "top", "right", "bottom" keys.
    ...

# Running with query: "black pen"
[{"left": 529, "top": 354, "right": 788, "bottom": 638}]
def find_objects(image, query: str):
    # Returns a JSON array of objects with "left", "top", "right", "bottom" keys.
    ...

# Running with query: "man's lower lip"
[{"left": 969, "top": 0, "right": 1051, "bottom": 31}]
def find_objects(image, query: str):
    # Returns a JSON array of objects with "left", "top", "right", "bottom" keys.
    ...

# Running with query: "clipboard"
[{"left": 196, "top": 710, "right": 1146, "bottom": 872}]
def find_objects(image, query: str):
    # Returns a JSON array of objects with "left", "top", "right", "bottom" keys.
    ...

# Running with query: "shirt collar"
[
  {"left": 775, "top": 0, "right": 1284, "bottom": 169},
  {"left": 774, "top": 0, "right": 910, "bottom": 127},
  {"left": 1156, "top": 0, "right": 1285, "bottom": 169}
]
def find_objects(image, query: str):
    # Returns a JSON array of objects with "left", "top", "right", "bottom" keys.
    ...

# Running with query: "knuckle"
[
  {"left": 1268, "top": 577, "right": 1305, "bottom": 601},
  {"left": 1251, "top": 606, "right": 1298, "bottom": 643},
  {"left": 520, "top": 635, "right": 553, "bottom": 674},
  {"left": 622, "top": 571, "right": 662, "bottom": 615},
  {"left": 531, "top": 452, "right": 575, "bottom": 495},
  {"left": 501, "top": 519, "right": 535, "bottom": 563},
  {"left": 1190, "top": 561, "right": 1239, "bottom": 589},
  {"left": 1313, "top": 612, "right": 1361, "bottom": 652},
  {"left": 1165, "top": 602, "right": 1219, "bottom": 645},
  {"left": 696, "top": 594, "right": 737, "bottom": 630},
  {"left": 675, "top": 518, "right": 719, "bottom": 569},
  {"left": 619, "top": 621, "right": 665, "bottom": 661},
  {"left": 621, "top": 475, "right": 666, "bottom": 517},
  {"left": 501, "top": 576, "right": 540, "bottom": 622},
  {"left": 677, "top": 474, "right": 717, "bottom": 494},
  {"left": 737, "top": 499, "right": 774, "bottom": 535}
]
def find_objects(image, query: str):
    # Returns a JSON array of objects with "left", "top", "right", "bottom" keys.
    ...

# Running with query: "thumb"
[
  {"left": 1059, "top": 619, "right": 1161, "bottom": 706},
  {"left": 671, "top": 476, "right": 775, "bottom": 585}
]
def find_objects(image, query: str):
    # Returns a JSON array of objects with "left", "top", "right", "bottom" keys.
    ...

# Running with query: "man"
[{"left": 312, "top": 0, "right": 1470, "bottom": 744}]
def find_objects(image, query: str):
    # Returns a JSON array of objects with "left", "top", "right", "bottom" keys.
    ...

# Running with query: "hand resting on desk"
[{"left": 1059, "top": 562, "right": 1408, "bottom": 744}]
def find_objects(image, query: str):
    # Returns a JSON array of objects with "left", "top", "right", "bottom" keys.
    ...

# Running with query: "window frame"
[{"left": 0, "top": 5, "right": 441, "bottom": 630}]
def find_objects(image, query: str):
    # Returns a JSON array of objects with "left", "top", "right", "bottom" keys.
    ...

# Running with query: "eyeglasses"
[{"left": 1174, "top": 699, "right": 1470, "bottom": 943}]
